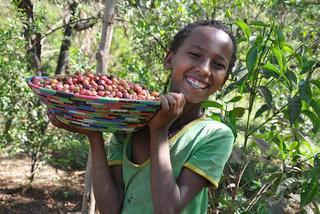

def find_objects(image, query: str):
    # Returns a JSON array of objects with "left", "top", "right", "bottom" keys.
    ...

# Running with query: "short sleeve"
[
  {"left": 107, "top": 133, "right": 125, "bottom": 166},
  {"left": 183, "top": 124, "right": 234, "bottom": 188}
]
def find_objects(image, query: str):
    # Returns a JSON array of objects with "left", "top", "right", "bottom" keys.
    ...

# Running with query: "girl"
[{"left": 48, "top": 19, "right": 237, "bottom": 214}]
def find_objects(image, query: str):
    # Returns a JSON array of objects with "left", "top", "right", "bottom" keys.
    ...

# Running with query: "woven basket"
[{"left": 26, "top": 76, "right": 160, "bottom": 132}]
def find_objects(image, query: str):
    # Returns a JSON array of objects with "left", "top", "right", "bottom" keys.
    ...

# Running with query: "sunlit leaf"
[
  {"left": 210, "top": 112, "right": 222, "bottom": 122},
  {"left": 288, "top": 96, "right": 302, "bottom": 126},
  {"left": 271, "top": 45, "right": 287, "bottom": 74},
  {"left": 261, "top": 63, "right": 280, "bottom": 75},
  {"left": 236, "top": 19, "right": 251, "bottom": 40},
  {"left": 258, "top": 86, "right": 273, "bottom": 108},
  {"left": 225, "top": 8, "right": 232, "bottom": 18},
  {"left": 202, "top": 100, "right": 223, "bottom": 109},
  {"left": 254, "top": 104, "right": 269, "bottom": 119},
  {"left": 283, "top": 44, "right": 294, "bottom": 54}
]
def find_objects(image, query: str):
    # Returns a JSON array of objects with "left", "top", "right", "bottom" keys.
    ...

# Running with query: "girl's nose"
[{"left": 197, "top": 58, "right": 211, "bottom": 76}]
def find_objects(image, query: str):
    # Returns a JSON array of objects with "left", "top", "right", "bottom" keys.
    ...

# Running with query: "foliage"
[{"left": 0, "top": 6, "right": 89, "bottom": 183}]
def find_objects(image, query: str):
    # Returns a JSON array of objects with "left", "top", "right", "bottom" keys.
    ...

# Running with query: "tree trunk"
[
  {"left": 95, "top": 0, "right": 116, "bottom": 74},
  {"left": 55, "top": 1, "right": 99, "bottom": 75},
  {"left": 15, "top": 0, "right": 42, "bottom": 73},
  {"left": 55, "top": 1, "right": 78, "bottom": 75},
  {"left": 82, "top": 149, "right": 93, "bottom": 214},
  {"left": 82, "top": 0, "right": 116, "bottom": 213}
]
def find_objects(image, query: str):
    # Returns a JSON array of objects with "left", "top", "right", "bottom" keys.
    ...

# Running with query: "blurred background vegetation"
[{"left": 0, "top": 0, "right": 319, "bottom": 213}]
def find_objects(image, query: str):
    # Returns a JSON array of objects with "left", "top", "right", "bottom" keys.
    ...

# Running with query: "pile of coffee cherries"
[{"left": 31, "top": 71, "right": 160, "bottom": 101}]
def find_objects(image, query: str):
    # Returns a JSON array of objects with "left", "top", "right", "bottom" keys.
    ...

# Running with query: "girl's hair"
[{"left": 168, "top": 20, "right": 237, "bottom": 75}]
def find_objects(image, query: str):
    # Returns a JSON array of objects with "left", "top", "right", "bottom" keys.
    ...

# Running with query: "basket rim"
[{"left": 26, "top": 76, "right": 161, "bottom": 105}]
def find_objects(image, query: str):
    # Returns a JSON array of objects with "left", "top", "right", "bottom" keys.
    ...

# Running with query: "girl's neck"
[{"left": 170, "top": 102, "right": 204, "bottom": 130}]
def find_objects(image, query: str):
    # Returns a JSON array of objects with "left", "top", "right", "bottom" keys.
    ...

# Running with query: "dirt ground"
[{"left": 0, "top": 152, "right": 85, "bottom": 213}]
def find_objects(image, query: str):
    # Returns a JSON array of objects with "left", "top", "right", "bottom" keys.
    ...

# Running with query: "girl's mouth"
[{"left": 186, "top": 76, "right": 208, "bottom": 90}]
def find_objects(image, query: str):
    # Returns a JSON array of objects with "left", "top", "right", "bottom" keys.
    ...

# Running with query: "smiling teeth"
[{"left": 186, "top": 77, "right": 208, "bottom": 89}]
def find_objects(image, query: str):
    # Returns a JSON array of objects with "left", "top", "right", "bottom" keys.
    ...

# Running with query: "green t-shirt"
[{"left": 107, "top": 116, "right": 234, "bottom": 214}]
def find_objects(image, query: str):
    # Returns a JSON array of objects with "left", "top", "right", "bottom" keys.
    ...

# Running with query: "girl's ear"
[{"left": 164, "top": 51, "right": 173, "bottom": 70}]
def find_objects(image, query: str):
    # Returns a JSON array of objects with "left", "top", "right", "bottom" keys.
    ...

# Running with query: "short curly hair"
[{"left": 168, "top": 20, "right": 237, "bottom": 75}]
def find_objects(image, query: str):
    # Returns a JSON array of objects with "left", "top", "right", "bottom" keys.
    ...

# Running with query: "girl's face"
[{"left": 165, "top": 26, "right": 233, "bottom": 104}]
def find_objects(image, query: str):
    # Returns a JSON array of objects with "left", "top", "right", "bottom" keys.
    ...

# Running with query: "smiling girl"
[{"left": 49, "top": 19, "right": 237, "bottom": 214}]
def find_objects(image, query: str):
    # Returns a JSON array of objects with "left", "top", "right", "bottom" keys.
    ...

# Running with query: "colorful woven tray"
[{"left": 26, "top": 76, "right": 160, "bottom": 132}]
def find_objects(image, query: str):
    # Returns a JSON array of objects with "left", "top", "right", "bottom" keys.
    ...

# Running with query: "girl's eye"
[
  {"left": 211, "top": 62, "right": 225, "bottom": 70},
  {"left": 188, "top": 52, "right": 201, "bottom": 58}
]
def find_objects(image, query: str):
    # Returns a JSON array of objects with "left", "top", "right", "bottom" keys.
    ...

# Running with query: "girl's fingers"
[
  {"left": 165, "top": 94, "right": 177, "bottom": 112},
  {"left": 167, "top": 92, "right": 186, "bottom": 109},
  {"left": 160, "top": 96, "right": 170, "bottom": 112},
  {"left": 179, "top": 93, "right": 186, "bottom": 107}
]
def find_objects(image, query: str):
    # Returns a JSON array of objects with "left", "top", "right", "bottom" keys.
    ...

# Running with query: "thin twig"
[
  {"left": 41, "top": 16, "right": 101, "bottom": 41},
  {"left": 232, "top": 160, "right": 250, "bottom": 200}
]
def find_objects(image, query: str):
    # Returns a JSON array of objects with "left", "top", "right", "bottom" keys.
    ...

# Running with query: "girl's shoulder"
[
  {"left": 198, "top": 116, "right": 231, "bottom": 130},
  {"left": 194, "top": 117, "right": 234, "bottom": 139}
]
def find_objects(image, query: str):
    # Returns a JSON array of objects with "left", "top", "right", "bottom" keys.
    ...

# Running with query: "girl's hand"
[
  {"left": 148, "top": 93, "right": 186, "bottom": 131},
  {"left": 47, "top": 111, "right": 102, "bottom": 139}
]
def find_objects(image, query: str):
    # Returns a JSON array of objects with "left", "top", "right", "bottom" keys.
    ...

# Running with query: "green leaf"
[
  {"left": 311, "top": 99, "right": 320, "bottom": 118},
  {"left": 283, "top": 44, "right": 294, "bottom": 55},
  {"left": 262, "top": 63, "right": 281, "bottom": 75},
  {"left": 301, "top": 178, "right": 319, "bottom": 207},
  {"left": 238, "top": 73, "right": 249, "bottom": 93},
  {"left": 210, "top": 112, "right": 222, "bottom": 122},
  {"left": 275, "top": 27, "right": 285, "bottom": 48},
  {"left": 227, "top": 96, "right": 242, "bottom": 103},
  {"left": 258, "top": 86, "right": 273, "bottom": 108},
  {"left": 310, "top": 79, "right": 320, "bottom": 89},
  {"left": 261, "top": 63, "right": 280, "bottom": 79},
  {"left": 201, "top": 100, "right": 223, "bottom": 109},
  {"left": 225, "top": 8, "right": 232, "bottom": 18},
  {"left": 271, "top": 46, "right": 284, "bottom": 75},
  {"left": 253, "top": 35, "right": 263, "bottom": 47},
  {"left": 288, "top": 96, "right": 302, "bottom": 126},
  {"left": 230, "top": 107, "right": 245, "bottom": 118},
  {"left": 284, "top": 70, "right": 297, "bottom": 85},
  {"left": 302, "top": 110, "right": 320, "bottom": 132},
  {"left": 254, "top": 104, "right": 269, "bottom": 119},
  {"left": 236, "top": 19, "right": 251, "bottom": 40},
  {"left": 301, "top": 60, "right": 316, "bottom": 75},
  {"left": 299, "top": 80, "right": 312, "bottom": 104},
  {"left": 223, "top": 82, "right": 237, "bottom": 96},
  {"left": 307, "top": 165, "right": 320, "bottom": 179},
  {"left": 250, "top": 21, "right": 268, "bottom": 27},
  {"left": 246, "top": 46, "right": 258, "bottom": 74}
]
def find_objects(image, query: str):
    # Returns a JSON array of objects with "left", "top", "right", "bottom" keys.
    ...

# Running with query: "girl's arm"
[
  {"left": 148, "top": 94, "right": 208, "bottom": 214},
  {"left": 48, "top": 113, "right": 123, "bottom": 214},
  {"left": 88, "top": 133, "right": 124, "bottom": 214}
]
